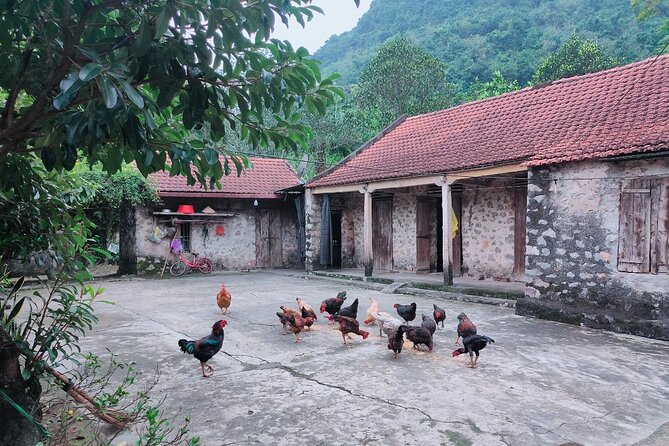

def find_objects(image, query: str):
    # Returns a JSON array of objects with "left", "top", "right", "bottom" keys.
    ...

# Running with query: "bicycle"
[{"left": 169, "top": 251, "right": 214, "bottom": 276}]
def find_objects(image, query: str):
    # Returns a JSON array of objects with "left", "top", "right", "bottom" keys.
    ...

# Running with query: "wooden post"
[
  {"left": 361, "top": 186, "right": 373, "bottom": 277},
  {"left": 440, "top": 178, "right": 453, "bottom": 285}
]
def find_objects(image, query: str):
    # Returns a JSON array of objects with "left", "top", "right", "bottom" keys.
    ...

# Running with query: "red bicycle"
[{"left": 170, "top": 252, "right": 214, "bottom": 276}]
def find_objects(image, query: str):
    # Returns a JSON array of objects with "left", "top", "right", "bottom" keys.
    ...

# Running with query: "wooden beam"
[
  {"left": 444, "top": 163, "right": 527, "bottom": 184},
  {"left": 309, "top": 183, "right": 364, "bottom": 195},
  {"left": 367, "top": 175, "right": 447, "bottom": 192},
  {"left": 442, "top": 182, "right": 453, "bottom": 285},
  {"left": 362, "top": 187, "right": 373, "bottom": 277}
]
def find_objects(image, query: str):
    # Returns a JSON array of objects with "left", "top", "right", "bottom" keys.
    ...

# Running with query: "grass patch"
[
  {"left": 311, "top": 271, "right": 363, "bottom": 281},
  {"left": 407, "top": 281, "right": 521, "bottom": 300}
]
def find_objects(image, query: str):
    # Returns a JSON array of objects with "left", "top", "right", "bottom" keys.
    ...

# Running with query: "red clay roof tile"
[
  {"left": 309, "top": 54, "right": 669, "bottom": 187},
  {"left": 150, "top": 157, "right": 299, "bottom": 198}
]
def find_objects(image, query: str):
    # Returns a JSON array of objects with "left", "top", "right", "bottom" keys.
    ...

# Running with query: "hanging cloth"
[
  {"left": 295, "top": 194, "right": 306, "bottom": 263},
  {"left": 451, "top": 208, "right": 459, "bottom": 239},
  {"left": 319, "top": 194, "right": 332, "bottom": 266}
]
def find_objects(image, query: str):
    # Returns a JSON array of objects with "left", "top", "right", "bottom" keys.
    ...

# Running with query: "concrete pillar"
[
  {"left": 441, "top": 181, "right": 453, "bottom": 285},
  {"left": 361, "top": 186, "right": 373, "bottom": 277}
]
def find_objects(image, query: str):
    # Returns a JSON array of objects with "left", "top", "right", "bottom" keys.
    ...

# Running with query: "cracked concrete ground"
[{"left": 79, "top": 271, "right": 669, "bottom": 446}]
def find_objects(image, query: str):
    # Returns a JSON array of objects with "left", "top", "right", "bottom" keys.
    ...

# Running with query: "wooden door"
[
  {"left": 256, "top": 209, "right": 283, "bottom": 268},
  {"left": 373, "top": 199, "right": 393, "bottom": 270},
  {"left": 331, "top": 211, "right": 342, "bottom": 268},
  {"left": 513, "top": 183, "right": 527, "bottom": 277},
  {"left": 416, "top": 200, "right": 431, "bottom": 273}
]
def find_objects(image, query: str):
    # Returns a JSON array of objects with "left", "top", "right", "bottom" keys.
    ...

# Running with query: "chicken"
[
  {"left": 455, "top": 312, "right": 477, "bottom": 345},
  {"left": 328, "top": 297, "right": 359, "bottom": 322},
  {"left": 335, "top": 315, "right": 369, "bottom": 344},
  {"left": 301, "top": 307, "right": 316, "bottom": 330},
  {"left": 452, "top": 334, "right": 495, "bottom": 368},
  {"left": 421, "top": 313, "right": 437, "bottom": 336},
  {"left": 405, "top": 326, "right": 433, "bottom": 352},
  {"left": 365, "top": 311, "right": 401, "bottom": 337},
  {"left": 320, "top": 291, "right": 347, "bottom": 323},
  {"left": 387, "top": 325, "right": 407, "bottom": 359},
  {"left": 216, "top": 283, "right": 232, "bottom": 315},
  {"left": 277, "top": 306, "right": 305, "bottom": 342},
  {"left": 393, "top": 302, "right": 417, "bottom": 324},
  {"left": 432, "top": 303, "right": 446, "bottom": 329},
  {"left": 178, "top": 320, "right": 227, "bottom": 377},
  {"left": 296, "top": 297, "right": 318, "bottom": 321},
  {"left": 365, "top": 297, "right": 380, "bottom": 319}
]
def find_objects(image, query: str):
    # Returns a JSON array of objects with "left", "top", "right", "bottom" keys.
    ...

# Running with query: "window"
[
  {"left": 180, "top": 222, "right": 192, "bottom": 253},
  {"left": 618, "top": 178, "right": 669, "bottom": 273}
]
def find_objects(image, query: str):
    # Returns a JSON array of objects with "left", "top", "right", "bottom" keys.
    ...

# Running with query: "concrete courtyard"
[{"left": 79, "top": 271, "right": 669, "bottom": 446}]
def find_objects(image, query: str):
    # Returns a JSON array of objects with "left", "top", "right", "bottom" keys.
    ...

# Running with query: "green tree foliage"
[
  {"left": 315, "top": 0, "right": 661, "bottom": 87},
  {"left": 632, "top": 0, "right": 669, "bottom": 41},
  {"left": 0, "top": 154, "right": 95, "bottom": 264},
  {"left": 356, "top": 36, "right": 455, "bottom": 124},
  {"left": 531, "top": 34, "right": 623, "bottom": 84},
  {"left": 468, "top": 70, "right": 521, "bottom": 100},
  {"left": 0, "top": 0, "right": 353, "bottom": 188}
]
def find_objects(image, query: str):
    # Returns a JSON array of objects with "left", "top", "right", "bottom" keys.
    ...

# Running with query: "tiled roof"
[
  {"left": 309, "top": 54, "right": 669, "bottom": 187},
  {"left": 150, "top": 157, "right": 299, "bottom": 198}
]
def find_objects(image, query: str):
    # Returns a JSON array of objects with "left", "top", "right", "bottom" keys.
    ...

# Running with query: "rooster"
[
  {"left": 328, "top": 297, "right": 359, "bottom": 322},
  {"left": 393, "top": 302, "right": 417, "bottom": 324},
  {"left": 455, "top": 312, "right": 477, "bottom": 345},
  {"left": 421, "top": 313, "right": 437, "bottom": 336},
  {"left": 320, "top": 291, "right": 347, "bottom": 323},
  {"left": 365, "top": 311, "right": 401, "bottom": 337},
  {"left": 277, "top": 306, "right": 305, "bottom": 342},
  {"left": 433, "top": 303, "right": 446, "bottom": 329},
  {"left": 405, "top": 326, "right": 433, "bottom": 352},
  {"left": 296, "top": 297, "right": 317, "bottom": 322},
  {"left": 452, "top": 334, "right": 495, "bottom": 368},
  {"left": 387, "top": 325, "right": 407, "bottom": 359},
  {"left": 336, "top": 315, "right": 369, "bottom": 344},
  {"left": 178, "top": 320, "right": 227, "bottom": 377},
  {"left": 216, "top": 283, "right": 232, "bottom": 315}
]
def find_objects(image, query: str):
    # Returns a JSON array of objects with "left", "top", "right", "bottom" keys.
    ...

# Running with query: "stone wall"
[
  {"left": 304, "top": 190, "right": 322, "bottom": 271},
  {"left": 516, "top": 158, "right": 669, "bottom": 340},
  {"left": 136, "top": 198, "right": 300, "bottom": 273},
  {"left": 460, "top": 179, "right": 516, "bottom": 278},
  {"left": 330, "top": 193, "right": 364, "bottom": 268}
]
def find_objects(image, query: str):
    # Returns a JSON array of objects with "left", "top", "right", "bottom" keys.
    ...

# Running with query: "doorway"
[
  {"left": 331, "top": 210, "right": 342, "bottom": 268},
  {"left": 373, "top": 197, "right": 393, "bottom": 271},
  {"left": 256, "top": 208, "right": 283, "bottom": 268}
]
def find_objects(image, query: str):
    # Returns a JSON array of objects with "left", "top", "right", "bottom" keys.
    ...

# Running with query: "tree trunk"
[
  {"left": 0, "top": 328, "right": 44, "bottom": 446},
  {"left": 117, "top": 201, "right": 137, "bottom": 276}
]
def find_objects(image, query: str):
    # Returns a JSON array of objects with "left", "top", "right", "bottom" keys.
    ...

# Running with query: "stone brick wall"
[
  {"left": 517, "top": 158, "right": 669, "bottom": 340},
  {"left": 304, "top": 190, "right": 322, "bottom": 271},
  {"left": 461, "top": 179, "right": 516, "bottom": 278},
  {"left": 392, "top": 190, "right": 418, "bottom": 271},
  {"left": 136, "top": 199, "right": 300, "bottom": 273}
]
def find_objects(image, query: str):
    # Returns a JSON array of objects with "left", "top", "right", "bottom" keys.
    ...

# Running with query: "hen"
[
  {"left": 365, "top": 297, "right": 380, "bottom": 319},
  {"left": 277, "top": 306, "right": 305, "bottom": 342},
  {"left": 301, "top": 307, "right": 316, "bottom": 330},
  {"left": 216, "top": 283, "right": 232, "bottom": 315},
  {"left": 405, "top": 326, "right": 433, "bottom": 352},
  {"left": 432, "top": 303, "right": 446, "bottom": 329},
  {"left": 320, "top": 291, "right": 347, "bottom": 323},
  {"left": 296, "top": 297, "right": 318, "bottom": 322},
  {"left": 387, "top": 325, "right": 407, "bottom": 359},
  {"left": 178, "top": 320, "right": 227, "bottom": 377},
  {"left": 455, "top": 312, "right": 477, "bottom": 345},
  {"left": 393, "top": 302, "right": 417, "bottom": 324},
  {"left": 452, "top": 334, "right": 495, "bottom": 368},
  {"left": 328, "top": 297, "right": 359, "bottom": 322},
  {"left": 421, "top": 313, "right": 437, "bottom": 336},
  {"left": 365, "top": 311, "right": 401, "bottom": 337},
  {"left": 336, "top": 315, "right": 369, "bottom": 344}
]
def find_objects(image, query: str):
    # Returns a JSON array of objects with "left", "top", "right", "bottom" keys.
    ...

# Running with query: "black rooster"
[
  {"left": 452, "top": 334, "right": 495, "bottom": 368},
  {"left": 455, "top": 312, "right": 477, "bottom": 345},
  {"left": 421, "top": 313, "right": 437, "bottom": 335},
  {"left": 393, "top": 302, "right": 417, "bottom": 324},
  {"left": 178, "top": 320, "right": 227, "bottom": 377},
  {"left": 328, "top": 297, "right": 359, "bottom": 322},
  {"left": 320, "top": 291, "right": 347, "bottom": 323}
]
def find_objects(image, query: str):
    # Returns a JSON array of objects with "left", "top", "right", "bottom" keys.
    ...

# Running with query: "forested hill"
[{"left": 314, "top": 0, "right": 662, "bottom": 87}]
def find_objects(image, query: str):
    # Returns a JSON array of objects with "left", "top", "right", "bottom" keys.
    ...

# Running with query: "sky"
[{"left": 270, "top": 0, "right": 372, "bottom": 54}]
